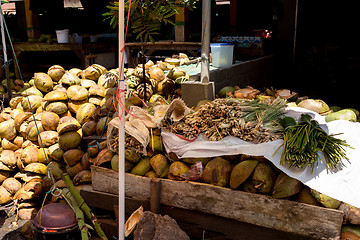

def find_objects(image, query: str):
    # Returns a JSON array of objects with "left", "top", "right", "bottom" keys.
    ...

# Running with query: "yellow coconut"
[
  {"left": 41, "top": 112, "right": 60, "bottom": 131},
  {"left": 67, "top": 85, "right": 89, "bottom": 101},
  {"left": 76, "top": 103, "right": 96, "bottom": 125},
  {"left": 47, "top": 65, "right": 65, "bottom": 82},
  {"left": 34, "top": 72, "right": 53, "bottom": 92},
  {"left": 0, "top": 119, "right": 17, "bottom": 141}
]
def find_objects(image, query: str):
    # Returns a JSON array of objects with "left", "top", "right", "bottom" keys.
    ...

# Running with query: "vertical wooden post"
[
  {"left": 150, "top": 178, "right": 162, "bottom": 214},
  {"left": 175, "top": 6, "right": 185, "bottom": 42},
  {"left": 23, "top": 0, "right": 40, "bottom": 39},
  {"left": 230, "top": 0, "right": 237, "bottom": 33}
]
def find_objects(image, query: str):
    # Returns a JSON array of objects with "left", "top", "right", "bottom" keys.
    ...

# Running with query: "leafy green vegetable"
[{"left": 275, "top": 114, "right": 352, "bottom": 172}]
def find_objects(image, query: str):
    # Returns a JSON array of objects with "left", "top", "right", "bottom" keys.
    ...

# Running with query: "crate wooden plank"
[
  {"left": 159, "top": 179, "right": 343, "bottom": 240},
  {"left": 90, "top": 166, "right": 343, "bottom": 239},
  {"left": 91, "top": 166, "right": 150, "bottom": 201}
]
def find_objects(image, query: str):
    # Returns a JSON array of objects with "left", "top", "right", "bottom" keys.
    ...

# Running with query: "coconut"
[
  {"left": 58, "top": 131, "right": 82, "bottom": 151},
  {"left": 63, "top": 149, "right": 84, "bottom": 166},
  {"left": 0, "top": 112, "right": 12, "bottom": 122},
  {"left": 272, "top": 173, "right": 303, "bottom": 199},
  {"left": 38, "top": 131, "right": 58, "bottom": 147},
  {"left": 168, "top": 161, "right": 190, "bottom": 181},
  {"left": 89, "top": 96, "right": 103, "bottom": 106},
  {"left": 251, "top": 162, "right": 276, "bottom": 194},
  {"left": 0, "top": 186, "right": 12, "bottom": 204},
  {"left": 34, "top": 72, "right": 53, "bottom": 92},
  {"left": 25, "top": 121, "right": 44, "bottom": 142},
  {"left": 149, "top": 67, "right": 165, "bottom": 82},
  {"left": 69, "top": 68, "right": 83, "bottom": 77},
  {"left": 60, "top": 71, "right": 81, "bottom": 86},
  {"left": 48, "top": 143, "right": 64, "bottom": 161},
  {"left": 46, "top": 161, "right": 64, "bottom": 180},
  {"left": 82, "top": 120, "right": 97, "bottom": 136},
  {"left": 80, "top": 79, "right": 96, "bottom": 89},
  {"left": 2, "top": 177, "right": 22, "bottom": 195},
  {"left": 166, "top": 67, "right": 186, "bottom": 80},
  {"left": 57, "top": 120, "right": 81, "bottom": 135},
  {"left": 44, "top": 101, "right": 68, "bottom": 115},
  {"left": 47, "top": 65, "right": 65, "bottom": 82},
  {"left": 297, "top": 99, "right": 330, "bottom": 114},
  {"left": 1, "top": 138, "right": 19, "bottom": 151},
  {"left": 0, "top": 171, "right": 11, "bottom": 184},
  {"left": 21, "top": 146, "right": 39, "bottom": 165},
  {"left": 24, "top": 162, "right": 47, "bottom": 175},
  {"left": 41, "top": 112, "right": 60, "bottom": 131},
  {"left": 76, "top": 103, "right": 96, "bottom": 125},
  {"left": 95, "top": 117, "right": 110, "bottom": 135},
  {"left": 13, "top": 136, "right": 24, "bottom": 148},
  {"left": 14, "top": 112, "right": 32, "bottom": 131},
  {"left": 0, "top": 119, "right": 17, "bottom": 141},
  {"left": 21, "top": 86, "right": 43, "bottom": 97},
  {"left": 65, "top": 162, "right": 84, "bottom": 178},
  {"left": 9, "top": 96, "right": 24, "bottom": 109},
  {"left": 131, "top": 157, "right": 151, "bottom": 176},
  {"left": 87, "top": 84, "right": 106, "bottom": 98},
  {"left": 72, "top": 170, "right": 92, "bottom": 185},
  {"left": 202, "top": 157, "right": 232, "bottom": 187},
  {"left": 104, "top": 87, "right": 117, "bottom": 98},
  {"left": 0, "top": 150, "right": 17, "bottom": 168},
  {"left": 53, "top": 84, "right": 67, "bottom": 93},
  {"left": 149, "top": 154, "right": 169, "bottom": 178},
  {"left": 67, "top": 85, "right": 89, "bottom": 101},
  {"left": 82, "top": 66, "right": 102, "bottom": 80},
  {"left": 37, "top": 148, "right": 50, "bottom": 164},
  {"left": 93, "top": 148, "right": 114, "bottom": 166},
  {"left": 10, "top": 108, "right": 24, "bottom": 119},
  {"left": 98, "top": 71, "right": 118, "bottom": 89},
  {"left": 21, "top": 95, "right": 43, "bottom": 112},
  {"left": 43, "top": 91, "right": 68, "bottom": 102},
  {"left": 275, "top": 89, "right": 298, "bottom": 102},
  {"left": 229, "top": 160, "right": 258, "bottom": 190},
  {"left": 68, "top": 100, "right": 87, "bottom": 113}
]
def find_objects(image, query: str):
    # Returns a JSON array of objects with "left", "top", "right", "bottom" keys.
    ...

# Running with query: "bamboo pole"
[
  {"left": 118, "top": 1, "right": 126, "bottom": 240},
  {"left": 61, "top": 188, "right": 89, "bottom": 240},
  {"left": 200, "top": 0, "right": 211, "bottom": 84},
  {"left": 62, "top": 173, "right": 108, "bottom": 240}
]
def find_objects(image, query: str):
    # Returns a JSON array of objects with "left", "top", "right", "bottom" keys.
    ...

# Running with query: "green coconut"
[
  {"left": 34, "top": 72, "right": 53, "bottom": 93},
  {"left": 272, "top": 173, "right": 303, "bottom": 199},
  {"left": 251, "top": 162, "right": 276, "bottom": 194},
  {"left": 218, "top": 86, "right": 236, "bottom": 98},
  {"left": 46, "top": 161, "right": 64, "bottom": 180},
  {"left": 58, "top": 131, "right": 82, "bottom": 151},
  {"left": 168, "top": 161, "right": 190, "bottom": 181},
  {"left": 325, "top": 109, "right": 357, "bottom": 122},
  {"left": 125, "top": 149, "right": 141, "bottom": 164},
  {"left": 310, "top": 189, "right": 341, "bottom": 209},
  {"left": 229, "top": 160, "right": 258, "bottom": 190},
  {"left": 96, "top": 117, "right": 111, "bottom": 135},
  {"left": 48, "top": 143, "right": 64, "bottom": 161},
  {"left": 131, "top": 157, "right": 151, "bottom": 176},
  {"left": 21, "top": 95, "right": 42, "bottom": 112},
  {"left": 82, "top": 120, "right": 97, "bottom": 136},
  {"left": 149, "top": 154, "right": 169, "bottom": 178},
  {"left": 202, "top": 157, "right": 232, "bottom": 187}
]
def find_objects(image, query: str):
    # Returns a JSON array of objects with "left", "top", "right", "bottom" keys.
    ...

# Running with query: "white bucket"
[
  {"left": 56, "top": 29, "right": 69, "bottom": 43},
  {"left": 210, "top": 43, "right": 234, "bottom": 68}
]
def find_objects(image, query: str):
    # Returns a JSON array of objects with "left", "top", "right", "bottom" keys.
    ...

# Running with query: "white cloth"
[{"left": 162, "top": 107, "right": 360, "bottom": 208}]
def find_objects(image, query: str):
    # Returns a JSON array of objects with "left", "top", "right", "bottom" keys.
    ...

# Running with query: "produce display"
[{"left": 1, "top": 57, "right": 360, "bottom": 239}]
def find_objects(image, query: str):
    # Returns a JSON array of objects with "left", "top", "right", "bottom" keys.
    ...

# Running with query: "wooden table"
[
  {"left": 12, "top": 42, "right": 117, "bottom": 79},
  {"left": 124, "top": 41, "right": 201, "bottom": 67}
]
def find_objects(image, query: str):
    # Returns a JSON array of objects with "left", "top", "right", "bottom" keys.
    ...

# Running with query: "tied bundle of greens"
[{"left": 276, "top": 114, "right": 352, "bottom": 172}]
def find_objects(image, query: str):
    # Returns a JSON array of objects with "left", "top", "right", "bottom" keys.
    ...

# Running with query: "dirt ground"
[{"left": 0, "top": 210, "right": 28, "bottom": 240}]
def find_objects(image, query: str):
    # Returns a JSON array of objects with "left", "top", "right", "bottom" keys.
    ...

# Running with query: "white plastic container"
[
  {"left": 210, "top": 43, "right": 234, "bottom": 68},
  {"left": 56, "top": 29, "right": 69, "bottom": 43}
]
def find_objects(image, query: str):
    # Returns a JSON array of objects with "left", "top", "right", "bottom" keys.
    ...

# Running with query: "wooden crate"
[{"left": 91, "top": 166, "right": 344, "bottom": 240}]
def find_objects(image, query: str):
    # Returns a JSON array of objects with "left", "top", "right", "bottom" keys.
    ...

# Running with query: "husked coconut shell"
[
  {"left": 67, "top": 85, "right": 89, "bottom": 101},
  {"left": 63, "top": 149, "right": 84, "bottom": 166},
  {"left": 104, "top": 87, "right": 117, "bottom": 98},
  {"left": 72, "top": 170, "right": 92, "bottom": 185},
  {"left": 21, "top": 146, "right": 39, "bottom": 165},
  {"left": 14, "top": 112, "right": 32, "bottom": 131},
  {"left": 98, "top": 71, "right": 118, "bottom": 89},
  {"left": 21, "top": 95, "right": 42, "bottom": 112},
  {"left": 38, "top": 131, "right": 58, "bottom": 147},
  {"left": 25, "top": 121, "right": 44, "bottom": 142},
  {"left": 69, "top": 68, "right": 82, "bottom": 77},
  {"left": 43, "top": 91, "right": 68, "bottom": 102},
  {"left": 13, "top": 136, "right": 24, "bottom": 148},
  {"left": 21, "top": 140, "right": 38, "bottom": 148},
  {"left": 0, "top": 150, "right": 17, "bottom": 168},
  {"left": 82, "top": 120, "right": 97, "bottom": 136},
  {"left": 53, "top": 84, "right": 67, "bottom": 93},
  {"left": 0, "top": 171, "right": 11, "bottom": 184},
  {"left": 76, "top": 103, "right": 96, "bottom": 125},
  {"left": 24, "top": 163, "right": 47, "bottom": 175},
  {"left": 57, "top": 116, "right": 81, "bottom": 134},
  {"left": 47, "top": 65, "right": 65, "bottom": 82},
  {"left": 34, "top": 72, "right": 53, "bottom": 93},
  {"left": 37, "top": 148, "right": 50, "bottom": 164},
  {"left": 68, "top": 100, "right": 87, "bottom": 113},
  {"left": 22, "top": 86, "right": 43, "bottom": 97},
  {"left": 149, "top": 67, "right": 165, "bottom": 82},
  {"left": 2, "top": 177, "right": 22, "bottom": 195},
  {"left": 58, "top": 131, "right": 82, "bottom": 151},
  {"left": 0, "top": 119, "right": 17, "bottom": 141},
  {"left": 1, "top": 138, "right": 19, "bottom": 151},
  {"left": 89, "top": 96, "right": 103, "bottom": 106},
  {"left": 91, "top": 64, "right": 107, "bottom": 75},
  {"left": 0, "top": 186, "right": 12, "bottom": 204},
  {"left": 88, "top": 84, "right": 105, "bottom": 97},
  {"left": 60, "top": 71, "right": 81, "bottom": 86},
  {"left": 81, "top": 79, "right": 96, "bottom": 88},
  {"left": 82, "top": 66, "right": 102, "bottom": 80},
  {"left": 9, "top": 96, "right": 23, "bottom": 109},
  {"left": 48, "top": 143, "right": 64, "bottom": 161},
  {"left": 65, "top": 162, "right": 84, "bottom": 178},
  {"left": 10, "top": 108, "right": 24, "bottom": 119},
  {"left": 45, "top": 101, "right": 68, "bottom": 115},
  {"left": 41, "top": 112, "right": 60, "bottom": 131},
  {"left": 0, "top": 112, "right": 11, "bottom": 122}
]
